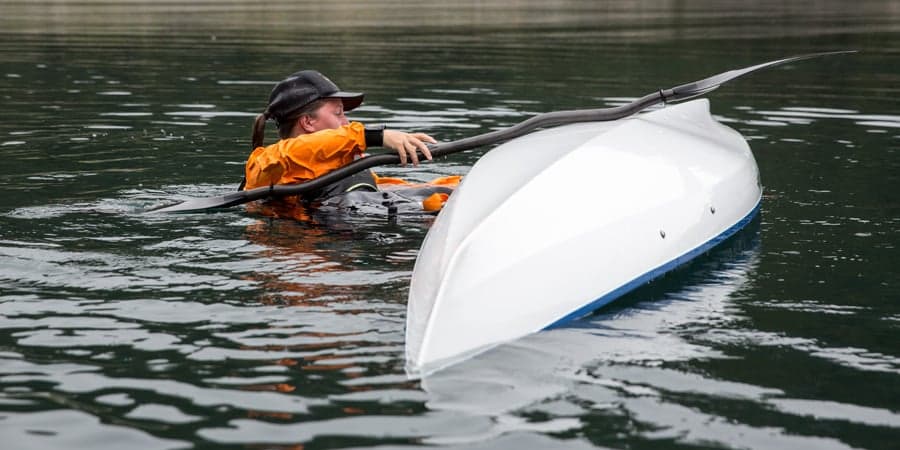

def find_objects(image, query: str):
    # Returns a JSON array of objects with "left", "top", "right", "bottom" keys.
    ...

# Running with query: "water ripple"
[
  {"left": 2, "top": 4, "right": 899, "bottom": 449},
  {"left": 0, "top": 410, "right": 187, "bottom": 450}
]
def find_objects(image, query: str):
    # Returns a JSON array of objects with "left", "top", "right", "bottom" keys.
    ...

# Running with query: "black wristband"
[{"left": 364, "top": 124, "right": 385, "bottom": 148}]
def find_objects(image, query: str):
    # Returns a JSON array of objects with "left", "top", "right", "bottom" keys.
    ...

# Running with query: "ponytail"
[
  {"left": 251, "top": 112, "right": 269, "bottom": 149},
  {"left": 252, "top": 99, "right": 327, "bottom": 148}
]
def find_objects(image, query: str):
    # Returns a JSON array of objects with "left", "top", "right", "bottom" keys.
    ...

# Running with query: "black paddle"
[{"left": 152, "top": 50, "right": 853, "bottom": 213}]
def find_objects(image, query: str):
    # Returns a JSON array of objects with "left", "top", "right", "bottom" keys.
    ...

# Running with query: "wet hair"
[{"left": 250, "top": 98, "right": 328, "bottom": 149}]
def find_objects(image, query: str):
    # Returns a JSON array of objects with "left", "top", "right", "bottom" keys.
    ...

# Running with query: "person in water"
[{"left": 242, "top": 70, "right": 440, "bottom": 201}]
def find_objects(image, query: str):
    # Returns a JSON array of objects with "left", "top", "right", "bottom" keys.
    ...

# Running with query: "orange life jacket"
[
  {"left": 242, "top": 122, "right": 462, "bottom": 216},
  {"left": 243, "top": 122, "right": 369, "bottom": 190}
]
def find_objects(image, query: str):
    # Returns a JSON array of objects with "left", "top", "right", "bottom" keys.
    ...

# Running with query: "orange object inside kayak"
[
  {"left": 422, "top": 192, "right": 450, "bottom": 211},
  {"left": 375, "top": 175, "right": 460, "bottom": 212},
  {"left": 374, "top": 174, "right": 461, "bottom": 187}
]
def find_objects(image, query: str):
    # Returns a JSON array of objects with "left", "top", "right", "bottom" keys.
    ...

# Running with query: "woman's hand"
[{"left": 383, "top": 130, "right": 436, "bottom": 166}]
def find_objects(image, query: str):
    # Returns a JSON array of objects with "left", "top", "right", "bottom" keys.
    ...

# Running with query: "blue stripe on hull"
[{"left": 543, "top": 198, "right": 762, "bottom": 330}]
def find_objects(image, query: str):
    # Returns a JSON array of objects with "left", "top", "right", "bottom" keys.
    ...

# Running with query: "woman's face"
[{"left": 303, "top": 98, "right": 349, "bottom": 132}]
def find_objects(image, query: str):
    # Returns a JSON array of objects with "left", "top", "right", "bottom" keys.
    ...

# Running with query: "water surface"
[{"left": 1, "top": 1, "right": 898, "bottom": 449}]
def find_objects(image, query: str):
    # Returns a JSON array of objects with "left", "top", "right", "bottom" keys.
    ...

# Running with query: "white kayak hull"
[{"left": 406, "top": 99, "right": 761, "bottom": 374}]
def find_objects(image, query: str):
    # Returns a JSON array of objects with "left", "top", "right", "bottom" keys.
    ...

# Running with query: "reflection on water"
[{"left": 1, "top": 1, "right": 899, "bottom": 449}]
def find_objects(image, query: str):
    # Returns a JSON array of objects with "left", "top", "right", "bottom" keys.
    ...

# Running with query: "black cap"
[{"left": 265, "top": 70, "right": 364, "bottom": 124}]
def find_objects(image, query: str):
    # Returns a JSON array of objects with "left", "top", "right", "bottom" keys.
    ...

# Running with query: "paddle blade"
[
  {"left": 667, "top": 50, "right": 856, "bottom": 102},
  {"left": 149, "top": 191, "right": 252, "bottom": 213}
]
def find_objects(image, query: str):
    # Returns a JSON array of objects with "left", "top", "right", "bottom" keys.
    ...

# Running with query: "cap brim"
[{"left": 329, "top": 91, "right": 364, "bottom": 111}]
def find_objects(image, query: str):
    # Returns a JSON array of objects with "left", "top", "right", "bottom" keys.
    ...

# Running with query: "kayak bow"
[{"left": 406, "top": 99, "right": 761, "bottom": 374}]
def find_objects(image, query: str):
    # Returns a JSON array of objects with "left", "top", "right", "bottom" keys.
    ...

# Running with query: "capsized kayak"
[{"left": 406, "top": 98, "right": 761, "bottom": 374}]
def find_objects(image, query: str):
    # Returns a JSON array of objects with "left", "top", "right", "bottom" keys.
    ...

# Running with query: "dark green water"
[{"left": 1, "top": 1, "right": 898, "bottom": 449}]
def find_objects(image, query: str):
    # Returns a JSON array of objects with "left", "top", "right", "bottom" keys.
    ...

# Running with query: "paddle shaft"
[
  {"left": 152, "top": 51, "right": 853, "bottom": 213},
  {"left": 269, "top": 92, "right": 664, "bottom": 196}
]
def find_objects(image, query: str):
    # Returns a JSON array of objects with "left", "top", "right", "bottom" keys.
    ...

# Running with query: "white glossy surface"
[{"left": 406, "top": 99, "right": 761, "bottom": 373}]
